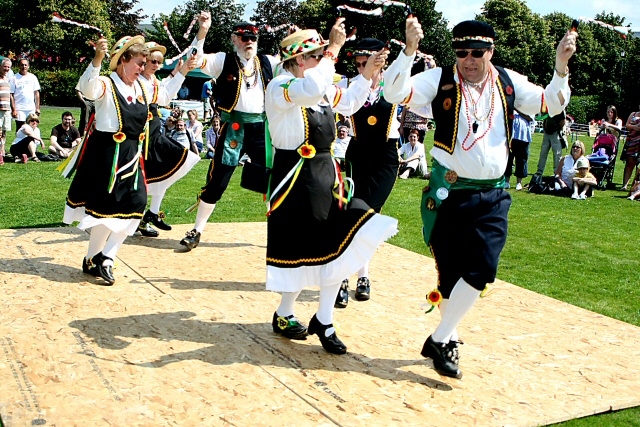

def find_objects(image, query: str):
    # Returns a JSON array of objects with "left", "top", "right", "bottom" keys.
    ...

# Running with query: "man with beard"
[{"left": 179, "top": 12, "right": 279, "bottom": 250}]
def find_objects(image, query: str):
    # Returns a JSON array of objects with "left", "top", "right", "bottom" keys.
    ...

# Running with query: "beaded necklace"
[
  {"left": 236, "top": 56, "right": 259, "bottom": 90},
  {"left": 460, "top": 70, "right": 495, "bottom": 151}
]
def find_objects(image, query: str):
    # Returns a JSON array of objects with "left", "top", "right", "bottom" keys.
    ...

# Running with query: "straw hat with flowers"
[{"left": 109, "top": 35, "right": 145, "bottom": 71}]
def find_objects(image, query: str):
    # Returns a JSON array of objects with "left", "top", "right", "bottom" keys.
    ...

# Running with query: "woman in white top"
[
  {"left": 186, "top": 109, "right": 204, "bottom": 152},
  {"left": 555, "top": 140, "right": 586, "bottom": 193},
  {"left": 11, "top": 113, "right": 43, "bottom": 162}
]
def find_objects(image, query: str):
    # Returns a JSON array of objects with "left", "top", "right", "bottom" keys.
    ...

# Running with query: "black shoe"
[
  {"left": 144, "top": 210, "right": 172, "bottom": 231},
  {"left": 180, "top": 229, "right": 201, "bottom": 250},
  {"left": 82, "top": 256, "right": 99, "bottom": 276},
  {"left": 354, "top": 277, "right": 371, "bottom": 301},
  {"left": 137, "top": 221, "right": 159, "bottom": 237},
  {"left": 272, "top": 312, "right": 308, "bottom": 340},
  {"left": 420, "top": 335, "right": 462, "bottom": 379},
  {"left": 334, "top": 279, "right": 349, "bottom": 308},
  {"left": 308, "top": 315, "right": 347, "bottom": 354},
  {"left": 89, "top": 252, "right": 115, "bottom": 286}
]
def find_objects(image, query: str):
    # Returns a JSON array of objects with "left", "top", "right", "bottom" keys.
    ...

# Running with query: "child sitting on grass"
[{"left": 571, "top": 157, "right": 597, "bottom": 199}]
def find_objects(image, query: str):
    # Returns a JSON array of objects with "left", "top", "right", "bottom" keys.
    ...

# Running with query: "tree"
[
  {"left": 250, "top": 0, "right": 299, "bottom": 56},
  {"left": 145, "top": 0, "right": 245, "bottom": 58},
  {"left": 107, "top": 0, "right": 148, "bottom": 41}
]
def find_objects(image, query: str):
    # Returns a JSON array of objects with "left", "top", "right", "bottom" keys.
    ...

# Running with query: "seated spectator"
[
  {"left": 554, "top": 140, "right": 585, "bottom": 195},
  {"left": 185, "top": 109, "right": 204, "bottom": 153},
  {"left": 627, "top": 169, "right": 640, "bottom": 201},
  {"left": 170, "top": 106, "right": 183, "bottom": 119},
  {"left": 165, "top": 116, "right": 177, "bottom": 134},
  {"left": 399, "top": 108, "right": 429, "bottom": 143},
  {"left": 158, "top": 106, "right": 171, "bottom": 129},
  {"left": 571, "top": 157, "right": 597, "bottom": 199},
  {"left": 333, "top": 125, "right": 351, "bottom": 168},
  {"left": 398, "top": 129, "right": 429, "bottom": 179},
  {"left": 336, "top": 113, "right": 352, "bottom": 136},
  {"left": 49, "top": 111, "right": 81, "bottom": 158},
  {"left": 169, "top": 118, "right": 198, "bottom": 154},
  {"left": 204, "top": 116, "right": 220, "bottom": 159},
  {"left": 10, "top": 113, "right": 43, "bottom": 163}
]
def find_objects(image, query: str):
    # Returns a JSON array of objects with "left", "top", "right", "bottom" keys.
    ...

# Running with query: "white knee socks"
[
  {"left": 194, "top": 201, "right": 216, "bottom": 233},
  {"left": 431, "top": 278, "right": 480, "bottom": 343},
  {"left": 358, "top": 263, "right": 369, "bottom": 279},
  {"left": 438, "top": 299, "right": 459, "bottom": 343},
  {"left": 101, "top": 230, "right": 128, "bottom": 265},
  {"left": 276, "top": 291, "right": 301, "bottom": 317},
  {"left": 149, "top": 191, "right": 166, "bottom": 214},
  {"left": 87, "top": 225, "right": 111, "bottom": 259},
  {"left": 316, "top": 283, "right": 341, "bottom": 337}
]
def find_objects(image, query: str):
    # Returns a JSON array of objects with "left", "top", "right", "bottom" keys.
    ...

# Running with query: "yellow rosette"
[
  {"left": 425, "top": 289, "right": 442, "bottom": 313},
  {"left": 297, "top": 144, "right": 316, "bottom": 159}
]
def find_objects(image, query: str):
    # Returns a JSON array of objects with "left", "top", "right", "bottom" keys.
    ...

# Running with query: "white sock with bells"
[
  {"left": 86, "top": 225, "right": 111, "bottom": 259},
  {"left": 431, "top": 278, "right": 480, "bottom": 343},
  {"left": 438, "top": 299, "right": 459, "bottom": 343},
  {"left": 276, "top": 291, "right": 301, "bottom": 318}
]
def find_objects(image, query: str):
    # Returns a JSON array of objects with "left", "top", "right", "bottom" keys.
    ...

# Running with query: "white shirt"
[
  {"left": 13, "top": 124, "right": 40, "bottom": 145},
  {"left": 266, "top": 60, "right": 371, "bottom": 150},
  {"left": 398, "top": 141, "right": 425, "bottom": 160},
  {"left": 10, "top": 73, "right": 40, "bottom": 111},
  {"left": 78, "top": 64, "right": 149, "bottom": 133},
  {"left": 333, "top": 136, "right": 351, "bottom": 159},
  {"left": 383, "top": 51, "right": 570, "bottom": 180},
  {"left": 195, "top": 42, "right": 279, "bottom": 114},
  {"left": 139, "top": 73, "right": 185, "bottom": 107}
]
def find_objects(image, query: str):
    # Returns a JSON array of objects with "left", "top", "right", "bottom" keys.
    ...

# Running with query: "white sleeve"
[
  {"left": 198, "top": 52, "right": 226, "bottom": 79},
  {"left": 509, "top": 69, "right": 570, "bottom": 118},
  {"left": 77, "top": 64, "right": 107, "bottom": 101}
]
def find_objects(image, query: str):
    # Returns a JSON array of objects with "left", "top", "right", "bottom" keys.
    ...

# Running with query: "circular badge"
[
  {"left": 227, "top": 74, "right": 236, "bottom": 81},
  {"left": 444, "top": 170, "right": 458, "bottom": 184},
  {"left": 232, "top": 122, "right": 241, "bottom": 131},
  {"left": 436, "top": 187, "right": 449, "bottom": 201},
  {"left": 367, "top": 116, "right": 378, "bottom": 126},
  {"left": 229, "top": 140, "right": 238, "bottom": 149},
  {"left": 137, "top": 95, "right": 144, "bottom": 104},
  {"left": 244, "top": 68, "right": 252, "bottom": 77},
  {"left": 425, "top": 197, "right": 436, "bottom": 211},
  {"left": 443, "top": 98, "right": 452, "bottom": 111},
  {"left": 506, "top": 86, "right": 513, "bottom": 95}
]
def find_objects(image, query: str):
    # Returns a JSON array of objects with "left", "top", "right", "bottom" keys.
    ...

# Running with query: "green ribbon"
[
  {"left": 220, "top": 111, "right": 265, "bottom": 166},
  {"left": 421, "top": 160, "right": 505, "bottom": 246}
]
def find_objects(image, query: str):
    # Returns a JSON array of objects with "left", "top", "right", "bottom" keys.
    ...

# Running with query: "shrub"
[
  {"left": 567, "top": 95, "right": 602, "bottom": 124},
  {"left": 32, "top": 69, "right": 84, "bottom": 107}
]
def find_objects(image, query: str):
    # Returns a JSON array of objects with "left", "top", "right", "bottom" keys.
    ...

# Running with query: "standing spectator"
[
  {"left": 535, "top": 113, "right": 565, "bottom": 176},
  {"left": 397, "top": 129, "right": 429, "bottom": 178},
  {"left": 333, "top": 125, "right": 351, "bottom": 167},
  {"left": 622, "top": 108, "right": 640, "bottom": 190},
  {"left": 600, "top": 105, "right": 622, "bottom": 139},
  {"left": 11, "top": 113, "right": 43, "bottom": 163},
  {"left": 185, "top": 109, "right": 204, "bottom": 152},
  {"left": 0, "top": 58, "right": 14, "bottom": 164},
  {"left": 10, "top": 58, "right": 40, "bottom": 131},
  {"left": 49, "top": 111, "right": 81, "bottom": 158},
  {"left": 505, "top": 111, "right": 533, "bottom": 190},
  {"left": 336, "top": 113, "right": 352, "bottom": 135},
  {"left": 201, "top": 78, "right": 214, "bottom": 120},
  {"left": 204, "top": 116, "right": 220, "bottom": 159},
  {"left": 399, "top": 107, "right": 429, "bottom": 143},
  {"left": 177, "top": 82, "right": 189, "bottom": 100}
]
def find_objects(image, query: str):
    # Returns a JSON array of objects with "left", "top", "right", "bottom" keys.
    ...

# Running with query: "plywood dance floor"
[{"left": 1, "top": 224, "right": 639, "bottom": 426}]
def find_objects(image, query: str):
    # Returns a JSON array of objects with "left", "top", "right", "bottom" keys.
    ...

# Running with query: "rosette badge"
[
  {"left": 425, "top": 289, "right": 442, "bottom": 313},
  {"left": 298, "top": 144, "right": 316, "bottom": 159}
]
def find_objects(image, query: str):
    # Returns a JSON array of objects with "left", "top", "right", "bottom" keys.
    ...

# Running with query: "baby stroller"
[{"left": 587, "top": 131, "right": 618, "bottom": 189}]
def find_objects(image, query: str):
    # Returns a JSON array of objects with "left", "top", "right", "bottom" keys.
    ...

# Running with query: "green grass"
[{"left": 1, "top": 107, "right": 639, "bottom": 426}]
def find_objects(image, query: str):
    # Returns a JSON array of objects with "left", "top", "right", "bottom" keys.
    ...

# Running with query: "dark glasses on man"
[
  {"left": 355, "top": 60, "right": 367, "bottom": 68},
  {"left": 455, "top": 49, "right": 487, "bottom": 59},
  {"left": 240, "top": 35, "right": 257, "bottom": 42}
]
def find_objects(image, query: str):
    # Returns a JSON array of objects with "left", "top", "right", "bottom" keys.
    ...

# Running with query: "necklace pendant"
[
  {"left": 472, "top": 122, "right": 478, "bottom": 133},
  {"left": 246, "top": 81, "right": 250, "bottom": 89},
  {"left": 243, "top": 68, "right": 251, "bottom": 77}
]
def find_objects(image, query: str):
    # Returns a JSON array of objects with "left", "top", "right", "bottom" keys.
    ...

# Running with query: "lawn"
[{"left": 0, "top": 107, "right": 639, "bottom": 426}]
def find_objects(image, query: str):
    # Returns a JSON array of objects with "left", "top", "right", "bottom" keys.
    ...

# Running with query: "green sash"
[
  {"left": 421, "top": 160, "right": 505, "bottom": 246},
  {"left": 220, "top": 111, "right": 265, "bottom": 166}
]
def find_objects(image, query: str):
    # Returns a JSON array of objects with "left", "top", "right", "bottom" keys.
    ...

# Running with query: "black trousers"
[
  {"left": 199, "top": 121, "right": 266, "bottom": 205},
  {"left": 430, "top": 188, "right": 511, "bottom": 298}
]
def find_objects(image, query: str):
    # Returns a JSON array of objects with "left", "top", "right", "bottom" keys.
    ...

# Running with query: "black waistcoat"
[
  {"left": 217, "top": 53, "right": 273, "bottom": 113},
  {"left": 431, "top": 65, "right": 515, "bottom": 154},
  {"left": 352, "top": 93, "right": 397, "bottom": 143}
]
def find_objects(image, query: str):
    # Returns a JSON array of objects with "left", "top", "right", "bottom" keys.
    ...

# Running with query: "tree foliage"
[{"left": 107, "top": 0, "right": 148, "bottom": 41}]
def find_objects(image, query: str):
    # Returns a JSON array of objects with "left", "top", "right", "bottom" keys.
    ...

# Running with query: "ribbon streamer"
[
  {"left": 578, "top": 17, "right": 629, "bottom": 38},
  {"left": 337, "top": 5, "right": 383, "bottom": 16},
  {"left": 183, "top": 15, "right": 198, "bottom": 40},
  {"left": 265, "top": 23, "right": 300, "bottom": 33},
  {"left": 51, "top": 12, "right": 104, "bottom": 34},
  {"left": 163, "top": 21, "right": 184, "bottom": 53},
  {"left": 351, "top": 0, "right": 412, "bottom": 15},
  {"left": 389, "top": 39, "right": 433, "bottom": 63}
]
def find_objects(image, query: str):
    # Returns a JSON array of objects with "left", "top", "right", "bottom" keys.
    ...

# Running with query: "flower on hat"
[{"left": 280, "top": 29, "right": 328, "bottom": 63}]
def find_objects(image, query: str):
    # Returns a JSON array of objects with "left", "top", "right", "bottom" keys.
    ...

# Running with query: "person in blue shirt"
[
  {"left": 505, "top": 111, "right": 533, "bottom": 190},
  {"left": 201, "top": 78, "right": 214, "bottom": 120},
  {"left": 177, "top": 83, "right": 189, "bottom": 100}
]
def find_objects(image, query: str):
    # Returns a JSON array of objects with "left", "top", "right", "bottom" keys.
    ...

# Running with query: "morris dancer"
[
  {"left": 335, "top": 38, "right": 401, "bottom": 307},
  {"left": 383, "top": 18, "right": 576, "bottom": 377},
  {"left": 179, "top": 12, "right": 280, "bottom": 250},
  {"left": 265, "top": 20, "right": 398, "bottom": 354},
  {"left": 137, "top": 41, "right": 199, "bottom": 237},
  {"left": 64, "top": 36, "right": 151, "bottom": 285}
]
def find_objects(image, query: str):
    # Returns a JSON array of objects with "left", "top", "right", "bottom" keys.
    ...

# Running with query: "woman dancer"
[
  {"left": 336, "top": 38, "right": 401, "bottom": 307},
  {"left": 265, "top": 21, "right": 397, "bottom": 354},
  {"left": 137, "top": 42, "right": 199, "bottom": 237},
  {"left": 64, "top": 36, "right": 150, "bottom": 285}
]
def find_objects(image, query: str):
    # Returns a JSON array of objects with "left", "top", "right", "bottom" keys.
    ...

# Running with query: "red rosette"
[{"left": 113, "top": 132, "right": 126, "bottom": 143}]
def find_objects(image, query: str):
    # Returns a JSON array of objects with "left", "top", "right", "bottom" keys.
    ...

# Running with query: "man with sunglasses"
[
  {"left": 383, "top": 18, "right": 577, "bottom": 379},
  {"left": 178, "top": 12, "right": 280, "bottom": 250}
]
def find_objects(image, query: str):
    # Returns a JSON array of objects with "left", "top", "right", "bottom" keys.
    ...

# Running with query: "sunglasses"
[
  {"left": 355, "top": 60, "right": 367, "bottom": 68},
  {"left": 149, "top": 59, "right": 162, "bottom": 65},
  {"left": 239, "top": 35, "right": 258, "bottom": 42},
  {"left": 455, "top": 49, "right": 487, "bottom": 59},
  {"left": 133, "top": 60, "right": 146, "bottom": 67}
]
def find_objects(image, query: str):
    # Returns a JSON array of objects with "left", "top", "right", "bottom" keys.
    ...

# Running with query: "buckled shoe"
[
  {"left": 272, "top": 312, "right": 308, "bottom": 340},
  {"left": 82, "top": 256, "right": 100, "bottom": 276},
  {"left": 420, "top": 335, "right": 462, "bottom": 379},
  {"left": 144, "top": 210, "right": 172, "bottom": 231},
  {"left": 137, "top": 221, "right": 159, "bottom": 237},
  {"left": 308, "top": 315, "right": 347, "bottom": 354},
  {"left": 354, "top": 277, "right": 371, "bottom": 301},
  {"left": 87, "top": 252, "right": 115, "bottom": 286},
  {"left": 180, "top": 229, "right": 201, "bottom": 250},
  {"left": 334, "top": 279, "right": 349, "bottom": 308}
]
